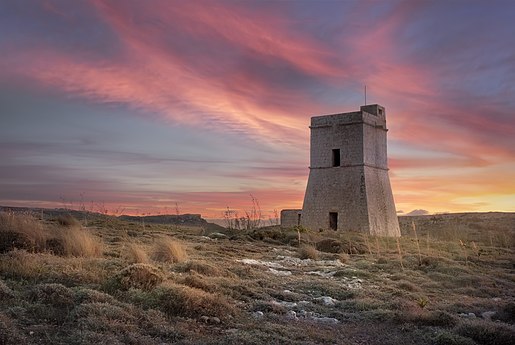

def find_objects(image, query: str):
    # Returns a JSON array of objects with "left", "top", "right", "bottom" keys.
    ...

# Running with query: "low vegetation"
[{"left": 0, "top": 210, "right": 513, "bottom": 344}]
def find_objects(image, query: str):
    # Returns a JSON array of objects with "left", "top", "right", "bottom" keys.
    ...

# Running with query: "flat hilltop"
[{"left": 0, "top": 209, "right": 514, "bottom": 344}]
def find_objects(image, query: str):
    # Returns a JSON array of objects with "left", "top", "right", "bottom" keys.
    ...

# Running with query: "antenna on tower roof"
[{"left": 364, "top": 85, "right": 367, "bottom": 106}]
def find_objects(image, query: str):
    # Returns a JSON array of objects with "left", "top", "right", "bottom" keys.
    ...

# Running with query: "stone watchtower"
[{"left": 282, "top": 104, "right": 400, "bottom": 237}]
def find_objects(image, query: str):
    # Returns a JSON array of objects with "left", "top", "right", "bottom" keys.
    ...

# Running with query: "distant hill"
[{"left": 0, "top": 205, "right": 225, "bottom": 231}]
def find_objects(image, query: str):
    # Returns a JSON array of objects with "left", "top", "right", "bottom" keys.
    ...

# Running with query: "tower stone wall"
[{"left": 295, "top": 104, "right": 400, "bottom": 237}]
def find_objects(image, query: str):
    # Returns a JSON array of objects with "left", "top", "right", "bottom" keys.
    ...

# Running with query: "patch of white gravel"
[
  {"left": 237, "top": 259, "right": 285, "bottom": 269},
  {"left": 269, "top": 268, "right": 292, "bottom": 276}
]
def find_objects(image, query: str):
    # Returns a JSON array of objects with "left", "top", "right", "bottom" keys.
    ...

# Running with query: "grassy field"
[{"left": 0, "top": 210, "right": 514, "bottom": 344}]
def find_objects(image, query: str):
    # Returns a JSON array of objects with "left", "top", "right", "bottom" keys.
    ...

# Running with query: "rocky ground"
[{"left": 0, "top": 210, "right": 514, "bottom": 344}]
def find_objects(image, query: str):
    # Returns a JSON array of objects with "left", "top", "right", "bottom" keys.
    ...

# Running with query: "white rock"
[
  {"left": 252, "top": 311, "right": 264, "bottom": 318},
  {"left": 269, "top": 268, "right": 292, "bottom": 276},
  {"left": 481, "top": 311, "right": 496, "bottom": 320},
  {"left": 286, "top": 310, "right": 298, "bottom": 320},
  {"left": 314, "top": 296, "right": 338, "bottom": 306},
  {"left": 237, "top": 259, "right": 285, "bottom": 269},
  {"left": 311, "top": 317, "right": 339, "bottom": 324}
]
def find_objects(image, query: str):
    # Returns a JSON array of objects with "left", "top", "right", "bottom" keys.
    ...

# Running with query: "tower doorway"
[{"left": 329, "top": 212, "right": 338, "bottom": 230}]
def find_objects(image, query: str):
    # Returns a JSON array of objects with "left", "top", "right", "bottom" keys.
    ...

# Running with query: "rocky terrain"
[{"left": 0, "top": 209, "right": 514, "bottom": 344}]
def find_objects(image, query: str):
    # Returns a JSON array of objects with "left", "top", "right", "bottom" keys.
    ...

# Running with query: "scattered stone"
[
  {"left": 314, "top": 296, "right": 337, "bottom": 306},
  {"left": 273, "top": 300, "right": 298, "bottom": 308},
  {"left": 481, "top": 311, "right": 496, "bottom": 320},
  {"left": 269, "top": 268, "right": 292, "bottom": 276},
  {"left": 311, "top": 316, "right": 339, "bottom": 324},
  {"left": 458, "top": 312, "right": 477, "bottom": 319},
  {"left": 252, "top": 311, "right": 264, "bottom": 319},
  {"left": 286, "top": 310, "right": 298, "bottom": 320},
  {"left": 209, "top": 232, "right": 228, "bottom": 239},
  {"left": 200, "top": 316, "right": 221, "bottom": 324},
  {"left": 306, "top": 270, "right": 337, "bottom": 278},
  {"left": 238, "top": 259, "right": 285, "bottom": 269}
]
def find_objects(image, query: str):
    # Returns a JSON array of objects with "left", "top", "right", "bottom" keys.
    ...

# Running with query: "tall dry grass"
[
  {"left": 298, "top": 244, "right": 319, "bottom": 260},
  {"left": 152, "top": 237, "right": 188, "bottom": 263},
  {"left": 53, "top": 227, "right": 103, "bottom": 257},
  {"left": 0, "top": 211, "right": 47, "bottom": 252},
  {"left": 125, "top": 243, "right": 149, "bottom": 264}
]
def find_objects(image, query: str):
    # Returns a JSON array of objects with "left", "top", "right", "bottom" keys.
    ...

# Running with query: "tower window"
[{"left": 332, "top": 149, "right": 340, "bottom": 167}]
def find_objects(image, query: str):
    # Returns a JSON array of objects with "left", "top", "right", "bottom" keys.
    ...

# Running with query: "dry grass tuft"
[
  {"left": 178, "top": 260, "right": 228, "bottom": 277},
  {"left": 0, "top": 249, "right": 46, "bottom": 280},
  {"left": 57, "top": 214, "right": 81, "bottom": 227},
  {"left": 338, "top": 252, "right": 350, "bottom": 264},
  {"left": 298, "top": 244, "right": 319, "bottom": 260},
  {"left": 115, "top": 263, "right": 164, "bottom": 291},
  {"left": 152, "top": 237, "right": 187, "bottom": 263},
  {"left": 155, "top": 282, "right": 235, "bottom": 319},
  {"left": 53, "top": 227, "right": 103, "bottom": 257},
  {"left": 180, "top": 273, "right": 217, "bottom": 292},
  {"left": 0, "top": 212, "right": 47, "bottom": 253},
  {"left": 316, "top": 238, "right": 342, "bottom": 253},
  {"left": 124, "top": 243, "right": 149, "bottom": 264}
]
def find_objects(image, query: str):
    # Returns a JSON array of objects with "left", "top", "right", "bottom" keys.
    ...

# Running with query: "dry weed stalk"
[
  {"left": 364, "top": 234, "right": 372, "bottom": 255},
  {"left": 426, "top": 231, "right": 430, "bottom": 255},
  {"left": 375, "top": 236, "right": 380, "bottom": 257},
  {"left": 412, "top": 221, "right": 422, "bottom": 265},
  {"left": 459, "top": 239, "right": 468, "bottom": 266},
  {"left": 396, "top": 237, "right": 404, "bottom": 270}
]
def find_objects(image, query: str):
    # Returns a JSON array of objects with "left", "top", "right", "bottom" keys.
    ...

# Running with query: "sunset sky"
[{"left": 1, "top": 0, "right": 514, "bottom": 219}]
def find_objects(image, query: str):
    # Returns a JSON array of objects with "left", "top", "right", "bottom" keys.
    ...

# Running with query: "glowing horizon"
[{"left": 1, "top": 0, "right": 514, "bottom": 219}]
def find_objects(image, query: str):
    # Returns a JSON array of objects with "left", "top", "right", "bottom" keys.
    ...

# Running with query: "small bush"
[
  {"left": 177, "top": 260, "right": 232, "bottom": 277},
  {"left": 113, "top": 264, "right": 164, "bottom": 291},
  {"left": 152, "top": 238, "right": 187, "bottom": 263},
  {"left": 433, "top": 331, "right": 477, "bottom": 345},
  {"left": 316, "top": 239, "right": 342, "bottom": 253},
  {"left": 338, "top": 252, "right": 350, "bottom": 264},
  {"left": 29, "top": 283, "right": 75, "bottom": 308},
  {"left": 298, "top": 245, "right": 319, "bottom": 260},
  {"left": 74, "top": 288, "right": 116, "bottom": 304},
  {"left": 57, "top": 214, "right": 81, "bottom": 227},
  {"left": 180, "top": 273, "right": 216, "bottom": 293},
  {"left": 455, "top": 319, "right": 515, "bottom": 345},
  {"left": 125, "top": 243, "right": 149, "bottom": 264},
  {"left": 0, "top": 279, "right": 15, "bottom": 299},
  {"left": 154, "top": 282, "right": 235, "bottom": 319},
  {"left": 0, "top": 313, "right": 26, "bottom": 345},
  {"left": 492, "top": 302, "right": 515, "bottom": 324},
  {"left": 28, "top": 283, "right": 76, "bottom": 324}
]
